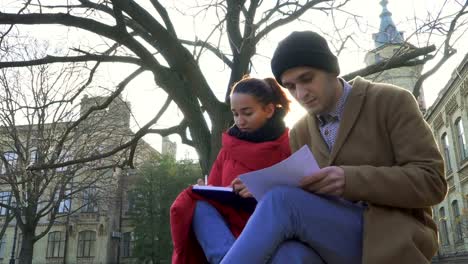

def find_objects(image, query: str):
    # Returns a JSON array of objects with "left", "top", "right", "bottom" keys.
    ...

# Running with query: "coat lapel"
[
  {"left": 305, "top": 115, "right": 330, "bottom": 168},
  {"left": 329, "top": 77, "right": 369, "bottom": 165}
]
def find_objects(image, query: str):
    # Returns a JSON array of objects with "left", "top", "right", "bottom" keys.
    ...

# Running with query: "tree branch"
[
  {"left": 342, "top": 45, "right": 436, "bottom": 81},
  {"left": 109, "top": 0, "right": 221, "bottom": 115},
  {"left": 147, "top": 119, "right": 193, "bottom": 147},
  {"left": 150, "top": 0, "right": 177, "bottom": 37},
  {"left": 0, "top": 12, "right": 166, "bottom": 72},
  {"left": 226, "top": 0, "right": 246, "bottom": 55},
  {"left": 412, "top": 1, "right": 468, "bottom": 98},
  {"left": 126, "top": 96, "right": 172, "bottom": 168},
  {"left": 0, "top": 0, "right": 33, "bottom": 49},
  {"left": 255, "top": 0, "right": 331, "bottom": 42},
  {"left": 180, "top": 39, "right": 233, "bottom": 67},
  {"left": 111, "top": 0, "right": 128, "bottom": 33},
  {"left": 27, "top": 67, "right": 145, "bottom": 171},
  {"left": 0, "top": 54, "right": 144, "bottom": 69},
  {"left": 0, "top": 12, "right": 119, "bottom": 39}
]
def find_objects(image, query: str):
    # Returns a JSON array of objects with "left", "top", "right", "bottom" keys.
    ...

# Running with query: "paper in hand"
[{"left": 238, "top": 145, "right": 319, "bottom": 201}]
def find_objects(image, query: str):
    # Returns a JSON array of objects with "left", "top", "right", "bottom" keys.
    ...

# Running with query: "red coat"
[{"left": 170, "top": 130, "right": 291, "bottom": 264}]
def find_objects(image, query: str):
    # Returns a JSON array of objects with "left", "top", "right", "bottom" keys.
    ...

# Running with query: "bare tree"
[
  {"left": 0, "top": 40, "right": 138, "bottom": 263},
  {"left": 411, "top": 0, "right": 468, "bottom": 98},
  {"left": 0, "top": 0, "right": 466, "bottom": 176}
]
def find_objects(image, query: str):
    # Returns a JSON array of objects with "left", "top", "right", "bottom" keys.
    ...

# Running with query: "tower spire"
[{"left": 373, "top": 0, "right": 404, "bottom": 47}]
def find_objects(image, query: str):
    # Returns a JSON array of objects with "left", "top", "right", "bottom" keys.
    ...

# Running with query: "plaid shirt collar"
[{"left": 317, "top": 78, "right": 351, "bottom": 126}]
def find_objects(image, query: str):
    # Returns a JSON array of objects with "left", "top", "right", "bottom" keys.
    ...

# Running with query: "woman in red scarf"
[{"left": 170, "top": 76, "right": 292, "bottom": 263}]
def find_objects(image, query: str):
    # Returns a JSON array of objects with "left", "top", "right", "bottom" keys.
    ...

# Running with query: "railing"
[{"left": 78, "top": 212, "right": 99, "bottom": 222}]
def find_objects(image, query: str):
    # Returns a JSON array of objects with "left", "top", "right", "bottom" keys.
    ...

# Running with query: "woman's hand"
[
  {"left": 196, "top": 178, "right": 206, "bottom": 186},
  {"left": 231, "top": 178, "right": 253, "bottom": 198},
  {"left": 196, "top": 175, "right": 209, "bottom": 186}
]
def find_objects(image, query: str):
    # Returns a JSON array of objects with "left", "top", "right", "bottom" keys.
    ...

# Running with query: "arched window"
[
  {"left": 77, "top": 231, "right": 96, "bottom": 257},
  {"left": 455, "top": 117, "right": 468, "bottom": 160},
  {"left": 452, "top": 200, "right": 464, "bottom": 242},
  {"left": 46, "top": 231, "right": 65, "bottom": 258},
  {"left": 441, "top": 133, "right": 452, "bottom": 172},
  {"left": 439, "top": 207, "right": 450, "bottom": 245}
]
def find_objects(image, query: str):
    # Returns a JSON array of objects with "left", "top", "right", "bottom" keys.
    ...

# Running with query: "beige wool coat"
[{"left": 289, "top": 77, "right": 447, "bottom": 264}]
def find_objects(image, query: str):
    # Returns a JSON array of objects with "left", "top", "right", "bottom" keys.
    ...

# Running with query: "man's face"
[{"left": 281, "top": 66, "right": 340, "bottom": 115}]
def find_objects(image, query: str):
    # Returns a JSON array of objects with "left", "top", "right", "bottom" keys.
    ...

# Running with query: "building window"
[
  {"left": 439, "top": 207, "right": 450, "bottom": 245},
  {"left": 452, "top": 200, "right": 464, "bottom": 243},
  {"left": 29, "top": 148, "right": 38, "bottom": 165},
  {"left": 127, "top": 192, "right": 141, "bottom": 215},
  {"left": 77, "top": 231, "right": 96, "bottom": 257},
  {"left": 58, "top": 189, "right": 71, "bottom": 214},
  {"left": 441, "top": 133, "right": 452, "bottom": 172},
  {"left": 81, "top": 188, "right": 98, "bottom": 213},
  {"left": 46, "top": 231, "right": 65, "bottom": 258},
  {"left": 121, "top": 232, "right": 134, "bottom": 257},
  {"left": 0, "top": 192, "right": 11, "bottom": 216},
  {"left": 2, "top": 151, "right": 18, "bottom": 173},
  {"left": 455, "top": 117, "right": 468, "bottom": 161},
  {"left": 56, "top": 151, "right": 71, "bottom": 172},
  {"left": 0, "top": 235, "right": 6, "bottom": 259}
]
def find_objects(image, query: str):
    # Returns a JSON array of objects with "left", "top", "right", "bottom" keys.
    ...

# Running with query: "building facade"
[
  {"left": 426, "top": 54, "right": 468, "bottom": 263},
  {"left": 0, "top": 96, "right": 158, "bottom": 264},
  {"left": 162, "top": 136, "right": 177, "bottom": 159}
]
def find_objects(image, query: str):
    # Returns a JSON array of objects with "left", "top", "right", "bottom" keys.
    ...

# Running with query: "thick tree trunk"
[
  {"left": 18, "top": 229, "right": 35, "bottom": 264},
  {"left": 191, "top": 103, "right": 232, "bottom": 175},
  {"left": 207, "top": 107, "right": 233, "bottom": 168},
  {"left": 226, "top": 45, "right": 256, "bottom": 102}
]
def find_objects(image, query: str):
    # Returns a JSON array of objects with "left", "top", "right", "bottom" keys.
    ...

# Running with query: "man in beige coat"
[{"left": 221, "top": 31, "right": 447, "bottom": 264}]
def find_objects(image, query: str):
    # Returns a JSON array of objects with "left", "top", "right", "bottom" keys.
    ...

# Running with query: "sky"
[
  {"left": 135, "top": 0, "right": 468, "bottom": 159},
  {"left": 1, "top": 0, "right": 467, "bottom": 160}
]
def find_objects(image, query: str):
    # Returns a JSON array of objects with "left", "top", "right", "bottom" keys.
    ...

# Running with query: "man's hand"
[
  {"left": 299, "top": 166, "right": 345, "bottom": 196},
  {"left": 231, "top": 178, "right": 253, "bottom": 198}
]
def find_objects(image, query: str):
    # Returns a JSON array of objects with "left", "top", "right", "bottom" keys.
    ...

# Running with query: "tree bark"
[
  {"left": 18, "top": 228, "right": 35, "bottom": 264},
  {"left": 208, "top": 106, "right": 233, "bottom": 172}
]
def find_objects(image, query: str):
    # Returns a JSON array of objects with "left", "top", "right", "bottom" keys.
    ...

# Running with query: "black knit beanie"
[{"left": 271, "top": 31, "right": 340, "bottom": 85}]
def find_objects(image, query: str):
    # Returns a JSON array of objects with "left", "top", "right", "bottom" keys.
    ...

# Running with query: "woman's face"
[{"left": 230, "top": 93, "right": 274, "bottom": 133}]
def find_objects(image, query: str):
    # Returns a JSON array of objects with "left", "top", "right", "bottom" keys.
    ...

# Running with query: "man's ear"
[{"left": 265, "top": 103, "right": 275, "bottom": 118}]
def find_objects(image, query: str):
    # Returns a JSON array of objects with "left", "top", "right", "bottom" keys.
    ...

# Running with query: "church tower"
[{"left": 364, "top": 0, "right": 426, "bottom": 111}]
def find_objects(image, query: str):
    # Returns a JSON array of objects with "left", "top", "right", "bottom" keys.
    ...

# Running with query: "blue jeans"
[
  {"left": 270, "top": 240, "right": 324, "bottom": 264},
  {"left": 193, "top": 200, "right": 321, "bottom": 264},
  {"left": 193, "top": 201, "right": 235, "bottom": 264},
  {"left": 220, "top": 186, "right": 365, "bottom": 264}
]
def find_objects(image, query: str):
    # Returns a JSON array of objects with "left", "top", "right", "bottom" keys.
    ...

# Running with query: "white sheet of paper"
[
  {"left": 192, "top": 185, "right": 233, "bottom": 192},
  {"left": 239, "top": 145, "right": 319, "bottom": 201}
]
